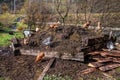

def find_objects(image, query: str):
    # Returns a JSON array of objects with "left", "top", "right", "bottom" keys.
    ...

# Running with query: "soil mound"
[{"left": 22, "top": 26, "right": 102, "bottom": 54}]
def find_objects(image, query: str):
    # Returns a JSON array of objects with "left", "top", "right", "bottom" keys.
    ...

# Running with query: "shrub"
[
  {"left": 0, "top": 12, "right": 20, "bottom": 27},
  {"left": 16, "top": 22, "right": 27, "bottom": 31}
]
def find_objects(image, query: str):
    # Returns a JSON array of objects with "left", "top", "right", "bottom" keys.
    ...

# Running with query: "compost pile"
[{"left": 22, "top": 25, "right": 104, "bottom": 54}]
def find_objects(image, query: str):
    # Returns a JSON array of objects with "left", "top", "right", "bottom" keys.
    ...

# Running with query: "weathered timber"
[
  {"left": 20, "top": 49, "right": 84, "bottom": 61},
  {"left": 79, "top": 68, "right": 96, "bottom": 75},
  {"left": 88, "top": 62, "right": 104, "bottom": 68},
  {"left": 105, "top": 53, "right": 120, "bottom": 57},
  {"left": 95, "top": 51, "right": 120, "bottom": 57},
  {"left": 102, "top": 49, "right": 120, "bottom": 53},
  {"left": 99, "top": 51, "right": 109, "bottom": 57},
  {"left": 37, "top": 58, "right": 55, "bottom": 80},
  {"left": 112, "top": 58, "right": 120, "bottom": 63},
  {"left": 93, "top": 57, "right": 113, "bottom": 63},
  {"left": 99, "top": 64, "right": 120, "bottom": 71},
  {"left": 88, "top": 51, "right": 101, "bottom": 55},
  {"left": 88, "top": 51, "right": 109, "bottom": 57}
]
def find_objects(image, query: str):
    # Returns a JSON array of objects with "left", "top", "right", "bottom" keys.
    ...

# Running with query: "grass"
[
  {"left": 44, "top": 75, "right": 72, "bottom": 80},
  {"left": 0, "top": 77, "right": 11, "bottom": 80},
  {"left": 0, "top": 28, "right": 24, "bottom": 47}
]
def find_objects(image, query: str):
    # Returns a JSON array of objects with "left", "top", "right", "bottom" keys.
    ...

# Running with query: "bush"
[
  {"left": 16, "top": 22, "right": 27, "bottom": 31},
  {"left": 0, "top": 12, "right": 20, "bottom": 27}
]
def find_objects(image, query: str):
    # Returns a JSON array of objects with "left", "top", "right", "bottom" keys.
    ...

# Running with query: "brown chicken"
[
  {"left": 50, "top": 21, "right": 60, "bottom": 29},
  {"left": 35, "top": 52, "right": 45, "bottom": 62},
  {"left": 82, "top": 21, "right": 91, "bottom": 28}
]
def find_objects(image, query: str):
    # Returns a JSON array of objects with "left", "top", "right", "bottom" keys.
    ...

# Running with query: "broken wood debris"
[
  {"left": 37, "top": 58, "right": 55, "bottom": 80},
  {"left": 86, "top": 49, "right": 120, "bottom": 73},
  {"left": 102, "top": 49, "right": 120, "bottom": 53},
  {"left": 79, "top": 68, "right": 96, "bottom": 75},
  {"left": 99, "top": 64, "right": 120, "bottom": 71},
  {"left": 88, "top": 62, "right": 104, "bottom": 68}
]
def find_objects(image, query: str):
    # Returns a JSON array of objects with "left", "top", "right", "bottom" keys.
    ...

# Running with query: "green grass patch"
[
  {"left": 0, "top": 77, "right": 11, "bottom": 80},
  {"left": 0, "top": 29, "right": 24, "bottom": 46},
  {"left": 44, "top": 75, "right": 72, "bottom": 80},
  {"left": 115, "top": 67, "right": 120, "bottom": 72}
]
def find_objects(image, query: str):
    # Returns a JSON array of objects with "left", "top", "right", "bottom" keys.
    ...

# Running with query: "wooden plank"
[
  {"left": 98, "top": 51, "right": 120, "bottom": 57},
  {"left": 102, "top": 72, "right": 116, "bottom": 80},
  {"left": 88, "top": 51, "right": 101, "bottom": 55},
  {"left": 112, "top": 58, "right": 120, "bottom": 63},
  {"left": 37, "top": 58, "right": 55, "bottom": 80},
  {"left": 93, "top": 57, "right": 113, "bottom": 63},
  {"left": 102, "top": 49, "right": 120, "bottom": 53},
  {"left": 93, "top": 57, "right": 120, "bottom": 63},
  {"left": 99, "top": 51, "right": 109, "bottom": 57},
  {"left": 99, "top": 63, "right": 120, "bottom": 71},
  {"left": 79, "top": 68, "right": 96, "bottom": 75},
  {"left": 108, "top": 53, "right": 120, "bottom": 57},
  {"left": 88, "top": 62, "right": 104, "bottom": 68},
  {"left": 20, "top": 49, "right": 84, "bottom": 61}
]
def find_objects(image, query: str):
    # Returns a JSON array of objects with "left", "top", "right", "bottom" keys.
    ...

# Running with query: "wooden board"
[
  {"left": 88, "top": 62, "right": 104, "bottom": 68},
  {"left": 20, "top": 49, "right": 84, "bottom": 61},
  {"left": 93, "top": 57, "right": 113, "bottom": 63},
  {"left": 99, "top": 63, "right": 120, "bottom": 71},
  {"left": 37, "top": 58, "right": 55, "bottom": 80},
  {"left": 102, "top": 49, "right": 120, "bottom": 53},
  {"left": 88, "top": 51, "right": 101, "bottom": 55},
  {"left": 79, "top": 68, "right": 96, "bottom": 75}
]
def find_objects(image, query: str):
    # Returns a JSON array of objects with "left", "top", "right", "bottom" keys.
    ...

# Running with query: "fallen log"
[
  {"left": 88, "top": 62, "right": 104, "bottom": 68},
  {"left": 99, "top": 63, "right": 120, "bottom": 71},
  {"left": 37, "top": 58, "right": 55, "bottom": 80},
  {"left": 79, "top": 68, "right": 96, "bottom": 75}
]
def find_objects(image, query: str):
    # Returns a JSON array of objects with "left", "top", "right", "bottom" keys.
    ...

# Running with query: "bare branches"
[{"left": 55, "top": 0, "right": 70, "bottom": 25}]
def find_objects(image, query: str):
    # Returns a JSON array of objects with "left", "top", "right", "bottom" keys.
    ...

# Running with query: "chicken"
[
  {"left": 35, "top": 27, "right": 40, "bottom": 32},
  {"left": 35, "top": 52, "right": 45, "bottom": 62},
  {"left": 82, "top": 21, "right": 91, "bottom": 28},
  {"left": 97, "top": 22, "right": 101, "bottom": 30},
  {"left": 42, "top": 36, "right": 52, "bottom": 46},
  {"left": 50, "top": 21, "right": 60, "bottom": 29},
  {"left": 23, "top": 38, "right": 29, "bottom": 45}
]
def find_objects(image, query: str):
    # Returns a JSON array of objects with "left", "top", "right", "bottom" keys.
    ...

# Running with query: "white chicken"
[{"left": 42, "top": 36, "right": 52, "bottom": 46}]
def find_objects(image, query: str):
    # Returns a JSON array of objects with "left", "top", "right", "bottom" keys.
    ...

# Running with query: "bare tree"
[
  {"left": 24, "top": 0, "right": 52, "bottom": 30},
  {"left": 55, "top": 0, "right": 70, "bottom": 25}
]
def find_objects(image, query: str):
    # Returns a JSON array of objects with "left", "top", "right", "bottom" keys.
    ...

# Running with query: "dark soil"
[
  {"left": 0, "top": 47, "right": 120, "bottom": 80},
  {"left": 21, "top": 25, "right": 106, "bottom": 55}
]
